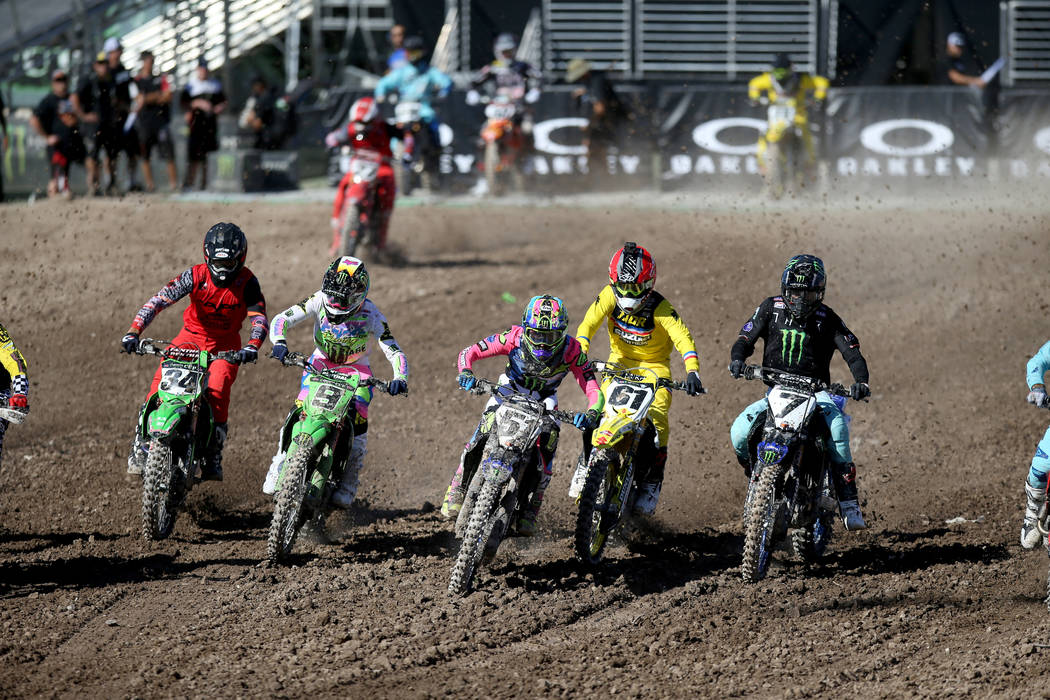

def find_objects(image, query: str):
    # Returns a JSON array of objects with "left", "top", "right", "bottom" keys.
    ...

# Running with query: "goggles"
[
  {"left": 209, "top": 257, "right": 240, "bottom": 271},
  {"left": 325, "top": 293, "right": 353, "bottom": 311},
  {"left": 784, "top": 288, "right": 821, "bottom": 304},
  {"left": 614, "top": 282, "right": 651, "bottom": 298},
  {"left": 524, "top": 327, "right": 563, "bottom": 347}
]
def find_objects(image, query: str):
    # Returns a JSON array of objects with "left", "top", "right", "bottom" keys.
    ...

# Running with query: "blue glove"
[
  {"left": 574, "top": 409, "right": 599, "bottom": 430},
  {"left": 388, "top": 379, "right": 407, "bottom": 396},
  {"left": 457, "top": 370, "right": 477, "bottom": 391},
  {"left": 121, "top": 333, "right": 140, "bottom": 354},
  {"left": 235, "top": 346, "right": 258, "bottom": 365},
  {"left": 685, "top": 372, "right": 705, "bottom": 396},
  {"left": 271, "top": 342, "right": 289, "bottom": 363}
]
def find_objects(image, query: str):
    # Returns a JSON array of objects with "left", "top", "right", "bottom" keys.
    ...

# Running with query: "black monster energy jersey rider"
[{"left": 730, "top": 296, "right": 869, "bottom": 385}]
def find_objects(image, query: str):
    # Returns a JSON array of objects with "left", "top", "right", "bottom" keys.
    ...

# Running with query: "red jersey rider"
[
  {"left": 122, "top": 222, "right": 268, "bottom": 481},
  {"left": 327, "top": 97, "right": 402, "bottom": 255}
]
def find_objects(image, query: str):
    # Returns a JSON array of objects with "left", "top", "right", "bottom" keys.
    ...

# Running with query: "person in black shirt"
[
  {"left": 72, "top": 53, "right": 118, "bottom": 195},
  {"left": 30, "top": 70, "right": 86, "bottom": 198},
  {"left": 941, "top": 32, "right": 985, "bottom": 88},
  {"left": 181, "top": 59, "right": 227, "bottom": 190},
  {"left": 239, "top": 75, "right": 294, "bottom": 150},
  {"left": 104, "top": 37, "right": 141, "bottom": 191},
  {"left": 134, "top": 50, "right": 177, "bottom": 191},
  {"left": 567, "top": 57, "right": 628, "bottom": 179},
  {"left": 728, "top": 254, "right": 871, "bottom": 531}
]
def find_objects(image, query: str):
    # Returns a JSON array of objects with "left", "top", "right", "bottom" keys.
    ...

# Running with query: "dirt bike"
[
  {"left": 477, "top": 90, "right": 526, "bottom": 196},
  {"left": 0, "top": 404, "right": 28, "bottom": 425},
  {"left": 738, "top": 365, "right": 855, "bottom": 582},
  {"left": 573, "top": 363, "right": 697, "bottom": 566},
  {"left": 761, "top": 96, "right": 805, "bottom": 199},
  {"left": 131, "top": 339, "right": 241, "bottom": 541},
  {"left": 334, "top": 149, "right": 387, "bottom": 259},
  {"left": 266, "top": 351, "right": 401, "bottom": 566},
  {"left": 393, "top": 100, "right": 440, "bottom": 193},
  {"left": 448, "top": 378, "right": 583, "bottom": 596}
]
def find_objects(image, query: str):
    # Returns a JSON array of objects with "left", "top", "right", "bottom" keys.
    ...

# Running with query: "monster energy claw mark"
[{"left": 780, "top": 328, "right": 806, "bottom": 365}]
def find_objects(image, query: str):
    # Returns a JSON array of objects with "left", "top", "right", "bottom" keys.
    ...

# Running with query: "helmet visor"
[
  {"left": 525, "top": 328, "right": 563, "bottom": 347},
  {"left": 209, "top": 257, "right": 239, "bottom": 272},
  {"left": 614, "top": 282, "right": 651, "bottom": 298}
]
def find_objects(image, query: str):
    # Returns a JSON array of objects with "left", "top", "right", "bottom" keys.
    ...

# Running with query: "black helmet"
[
  {"left": 772, "top": 53, "right": 793, "bottom": 70},
  {"left": 780, "top": 254, "right": 826, "bottom": 319},
  {"left": 771, "top": 53, "right": 797, "bottom": 90},
  {"left": 321, "top": 256, "right": 370, "bottom": 323},
  {"left": 203, "top": 222, "right": 247, "bottom": 287},
  {"left": 404, "top": 35, "right": 425, "bottom": 64}
]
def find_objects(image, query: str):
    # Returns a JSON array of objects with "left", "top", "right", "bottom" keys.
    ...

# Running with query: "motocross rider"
[
  {"left": 1019, "top": 341, "right": 1050, "bottom": 549},
  {"left": 326, "top": 97, "right": 403, "bottom": 256},
  {"left": 747, "top": 53, "right": 828, "bottom": 175},
  {"left": 374, "top": 36, "right": 452, "bottom": 185},
  {"left": 569, "top": 242, "right": 706, "bottom": 516},
  {"left": 122, "top": 223, "right": 268, "bottom": 481},
  {"left": 466, "top": 33, "right": 542, "bottom": 143},
  {"left": 441, "top": 295, "right": 605, "bottom": 536},
  {"left": 728, "top": 254, "right": 870, "bottom": 531},
  {"left": 0, "top": 322, "right": 29, "bottom": 467},
  {"left": 263, "top": 257, "right": 408, "bottom": 509}
]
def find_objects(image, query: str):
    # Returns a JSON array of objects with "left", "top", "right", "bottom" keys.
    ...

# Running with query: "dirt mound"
[{"left": 1, "top": 193, "right": 1049, "bottom": 696}]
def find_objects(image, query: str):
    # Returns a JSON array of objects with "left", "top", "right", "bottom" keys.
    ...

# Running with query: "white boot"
[
  {"left": 262, "top": 452, "right": 285, "bottom": 495},
  {"left": 839, "top": 499, "right": 868, "bottom": 531},
  {"left": 332, "top": 435, "right": 367, "bottom": 509},
  {"left": 568, "top": 453, "right": 588, "bottom": 499},
  {"left": 1021, "top": 481, "right": 1046, "bottom": 550}
]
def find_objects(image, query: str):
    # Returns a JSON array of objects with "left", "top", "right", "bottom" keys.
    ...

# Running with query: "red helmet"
[
  {"left": 348, "top": 97, "right": 378, "bottom": 126},
  {"left": 608, "top": 242, "right": 656, "bottom": 312}
]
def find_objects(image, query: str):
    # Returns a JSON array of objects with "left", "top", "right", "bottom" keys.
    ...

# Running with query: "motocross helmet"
[
  {"left": 322, "top": 256, "right": 370, "bottom": 323},
  {"left": 771, "top": 53, "right": 798, "bottom": 93},
  {"left": 608, "top": 242, "right": 656, "bottom": 313},
  {"left": 203, "top": 222, "right": 247, "bottom": 287},
  {"left": 780, "top": 254, "right": 826, "bottom": 320},
  {"left": 404, "top": 36, "right": 425, "bottom": 65},
  {"left": 521, "top": 295, "right": 569, "bottom": 370},
  {"left": 494, "top": 33, "right": 517, "bottom": 61},
  {"left": 349, "top": 97, "right": 378, "bottom": 129}
]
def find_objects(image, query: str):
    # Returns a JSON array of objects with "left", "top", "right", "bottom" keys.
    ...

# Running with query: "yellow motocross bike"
[{"left": 573, "top": 363, "right": 698, "bottom": 565}]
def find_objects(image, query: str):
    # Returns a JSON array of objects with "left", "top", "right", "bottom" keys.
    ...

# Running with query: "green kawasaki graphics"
[
  {"left": 133, "top": 339, "right": 239, "bottom": 541},
  {"left": 780, "top": 328, "right": 806, "bottom": 366},
  {"left": 266, "top": 351, "right": 396, "bottom": 566}
]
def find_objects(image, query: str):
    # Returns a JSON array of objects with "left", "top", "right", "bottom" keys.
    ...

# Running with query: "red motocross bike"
[{"left": 333, "top": 148, "right": 388, "bottom": 259}]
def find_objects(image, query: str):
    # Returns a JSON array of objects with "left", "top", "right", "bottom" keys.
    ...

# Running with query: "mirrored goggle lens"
[
  {"left": 525, "top": 328, "right": 562, "bottom": 346},
  {"left": 210, "top": 257, "right": 238, "bottom": 271},
  {"left": 773, "top": 68, "right": 791, "bottom": 81},
  {"left": 325, "top": 294, "right": 351, "bottom": 310},
  {"left": 615, "top": 282, "right": 649, "bottom": 298}
]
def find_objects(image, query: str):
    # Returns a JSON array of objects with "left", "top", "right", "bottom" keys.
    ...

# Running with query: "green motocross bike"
[
  {"left": 266, "top": 351, "right": 401, "bottom": 565},
  {"left": 131, "top": 338, "right": 241, "bottom": 541}
]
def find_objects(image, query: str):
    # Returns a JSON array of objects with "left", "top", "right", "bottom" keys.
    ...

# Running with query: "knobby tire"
[
  {"left": 449, "top": 477, "right": 503, "bottom": 597},
  {"left": 141, "top": 440, "right": 183, "bottom": 541},
  {"left": 266, "top": 438, "right": 313, "bottom": 566},
  {"left": 741, "top": 462, "right": 785, "bottom": 583},
  {"left": 574, "top": 452, "right": 615, "bottom": 566}
]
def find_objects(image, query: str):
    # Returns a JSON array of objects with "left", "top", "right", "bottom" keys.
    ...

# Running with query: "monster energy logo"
[
  {"left": 780, "top": 328, "right": 806, "bottom": 365},
  {"left": 762, "top": 448, "right": 779, "bottom": 463},
  {"left": 794, "top": 274, "right": 805, "bottom": 283}
]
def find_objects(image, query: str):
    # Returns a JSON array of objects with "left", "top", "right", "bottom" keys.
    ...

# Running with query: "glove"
[
  {"left": 8, "top": 394, "right": 28, "bottom": 409},
  {"left": 234, "top": 346, "right": 259, "bottom": 365},
  {"left": 850, "top": 382, "right": 871, "bottom": 401},
  {"left": 685, "top": 372, "right": 705, "bottom": 396},
  {"left": 1028, "top": 388, "right": 1048, "bottom": 407},
  {"left": 574, "top": 409, "right": 599, "bottom": 430},
  {"left": 271, "top": 342, "right": 289, "bottom": 363},
  {"left": 729, "top": 360, "right": 745, "bottom": 379},
  {"left": 457, "top": 370, "right": 477, "bottom": 391},
  {"left": 465, "top": 90, "right": 481, "bottom": 106},
  {"left": 121, "top": 332, "right": 140, "bottom": 354},
  {"left": 525, "top": 88, "right": 541, "bottom": 104},
  {"left": 388, "top": 379, "right": 407, "bottom": 396}
]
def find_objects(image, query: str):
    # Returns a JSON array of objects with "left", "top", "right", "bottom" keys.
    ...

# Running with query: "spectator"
[
  {"left": 941, "top": 32, "right": 985, "bottom": 88},
  {"left": 30, "top": 70, "right": 86, "bottom": 198},
  {"left": 72, "top": 52, "right": 118, "bottom": 195},
  {"left": 180, "top": 58, "right": 227, "bottom": 191},
  {"left": 134, "top": 50, "right": 177, "bottom": 191},
  {"left": 239, "top": 75, "right": 296, "bottom": 150},
  {"left": 386, "top": 24, "right": 407, "bottom": 73},
  {"left": 104, "top": 37, "right": 141, "bottom": 191},
  {"left": 566, "top": 58, "right": 628, "bottom": 178},
  {"left": 0, "top": 89, "right": 7, "bottom": 202}
]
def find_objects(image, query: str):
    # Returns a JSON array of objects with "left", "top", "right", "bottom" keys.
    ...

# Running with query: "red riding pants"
[{"left": 147, "top": 329, "right": 241, "bottom": 423}]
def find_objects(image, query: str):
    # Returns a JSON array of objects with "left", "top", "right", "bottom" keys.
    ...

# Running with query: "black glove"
[
  {"left": 850, "top": 382, "right": 870, "bottom": 401},
  {"left": 388, "top": 379, "right": 408, "bottom": 396},
  {"left": 271, "top": 342, "right": 289, "bottom": 363},
  {"left": 121, "top": 332, "right": 140, "bottom": 354},
  {"left": 235, "top": 346, "right": 259, "bottom": 365},
  {"left": 685, "top": 372, "right": 705, "bottom": 396},
  {"left": 728, "top": 360, "right": 744, "bottom": 379}
]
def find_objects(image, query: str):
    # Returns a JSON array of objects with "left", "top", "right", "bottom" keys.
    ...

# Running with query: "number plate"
[
  {"left": 310, "top": 382, "right": 348, "bottom": 412},
  {"left": 395, "top": 102, "right": 422, "bottom": 123},
  {"left": 604, "top": 379, "right": 656, "bottom": 419},
  {"left": 494, "top": 404, "right": 536, "bottom": 447},
  {"left": 158, "top": 365, "right": 203, "bottom": 397},
  {"left": 350, "top": 157, "right": 379, "bottom": 181},
  {"left": 484, "top": 103, "right": 516, "bottom": 121},
  {"left": 768, "top": 104, "right": 796, "bottom": 124}
]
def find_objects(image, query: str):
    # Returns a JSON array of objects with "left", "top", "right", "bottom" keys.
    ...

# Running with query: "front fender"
[
  {"left": 148, "top": 403, "right": 187, "bottom": 437},
  {"left": 290, "top": 418, "right": 333, "bottom": 449}
]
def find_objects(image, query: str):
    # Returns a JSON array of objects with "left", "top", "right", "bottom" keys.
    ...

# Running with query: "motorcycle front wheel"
[
  {"left": 266, "top": 437, "right": 313, "bottom": 565},
  {"left": 141, "top": 439, "right": 186, "bottom": 541},
  {"left": 574, "top": 451, "right": 619, "bottom": 566},
  {"left": 449, "top": 477, "right": 504, "bottom": 597},
  {"left": 741, "top": 462, "right": 786, "bottom": 583}
]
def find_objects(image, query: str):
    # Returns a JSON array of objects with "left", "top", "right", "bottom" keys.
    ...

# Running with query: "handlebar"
[
  {"left": 741, "top": 364, "right": 850, "bottom": 398},
  {"left": 464, "top": 377, "right": 584, "bottom": 429},
  {"left": 275, "top": 350, "right": 405, "bottom": 396},
  {"left": 133, "top": 338, "right": 241, "bottom": 364},
  {"left": 592, "top": 361, "right": 705, "bottom": 395}
]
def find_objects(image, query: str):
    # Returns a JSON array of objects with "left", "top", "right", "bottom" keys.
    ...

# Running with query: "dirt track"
[{"left": 1, "top": 191, "right": 1050, "bottom": 698}]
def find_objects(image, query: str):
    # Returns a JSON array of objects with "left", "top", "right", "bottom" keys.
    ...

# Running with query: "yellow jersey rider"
[
  {"left": 569, "top": 242, "right": 705, "bottom": 515},
  {"left": 0, "top": 322, "right": 29, "bottom": 467},
  {"left": 748, "top": 53, "right": 828, "bottom": 173}
]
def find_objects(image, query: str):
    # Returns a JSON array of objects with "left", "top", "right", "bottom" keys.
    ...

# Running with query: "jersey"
[
  {"left": 731, "top": 296, "right": 868, "bottom": 385},
  {"left": 747, "top": 72, "right": 828, "bottom": 121},
  {"left": 470, "top": 59, "right": 540, "bottom": 97},
  {"left": 457, "top": 326, "right": 603, "bottom": 411},
  {"left": 0, "top": 323, "right": 28, "bottom": 397},
  {"left": 374, "top": 62, "right": 452, "bottom": 124},
  {"left": 1027, "top": 340, "right": 1050, "bottom": 389},
  {"left": 269, "top": 294, "right": 408, "bottom": 379},
  {"left": 128, "top": 264, "right": 268, "bottom": 348},
  {"left": 576, "top": 286, "right": 700, "bottom": 373}
]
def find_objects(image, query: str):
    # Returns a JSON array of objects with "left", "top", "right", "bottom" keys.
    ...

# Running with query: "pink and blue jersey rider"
[
  {"left": 441, "top": 295, "right": 605, "bottom": 536},
  {"left": 263, "top": 257, "right": 408, "bottom": 509}
]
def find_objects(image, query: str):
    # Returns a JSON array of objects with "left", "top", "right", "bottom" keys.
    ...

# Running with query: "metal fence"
[{"left": 1002, "top": 0, "right": 1050, "bottom": 85}]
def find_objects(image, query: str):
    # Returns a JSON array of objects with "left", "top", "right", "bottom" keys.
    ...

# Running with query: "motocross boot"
[
  {"left": 568, "top": 429, "right": 595, "bottom": 499},
  {"left": 1021, "top": 481, "right": 1046, "bottom": 550},
  {"left": 332, "top": 435, "right": 367, "bottom": 509},
  {"left": 126, "top": 403, "right": 149, "bottom": 475},
  {"left": 263, "top": 406, "right": 301, "bottom": 495},
  {"left": 441, "top": 458, "right": 467, "bottom": 519},
  {"left": 200, "top": 422, "right": 227, "bottom": 482},
  {"left": 515, "top": 470, "right": 552, "bottom": 537},
  {"left": 832, "top": 461, "right": 867, "bottom": 531},
  {"left": 633, "top": 446, "right": 668, "bottom": 516}
]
